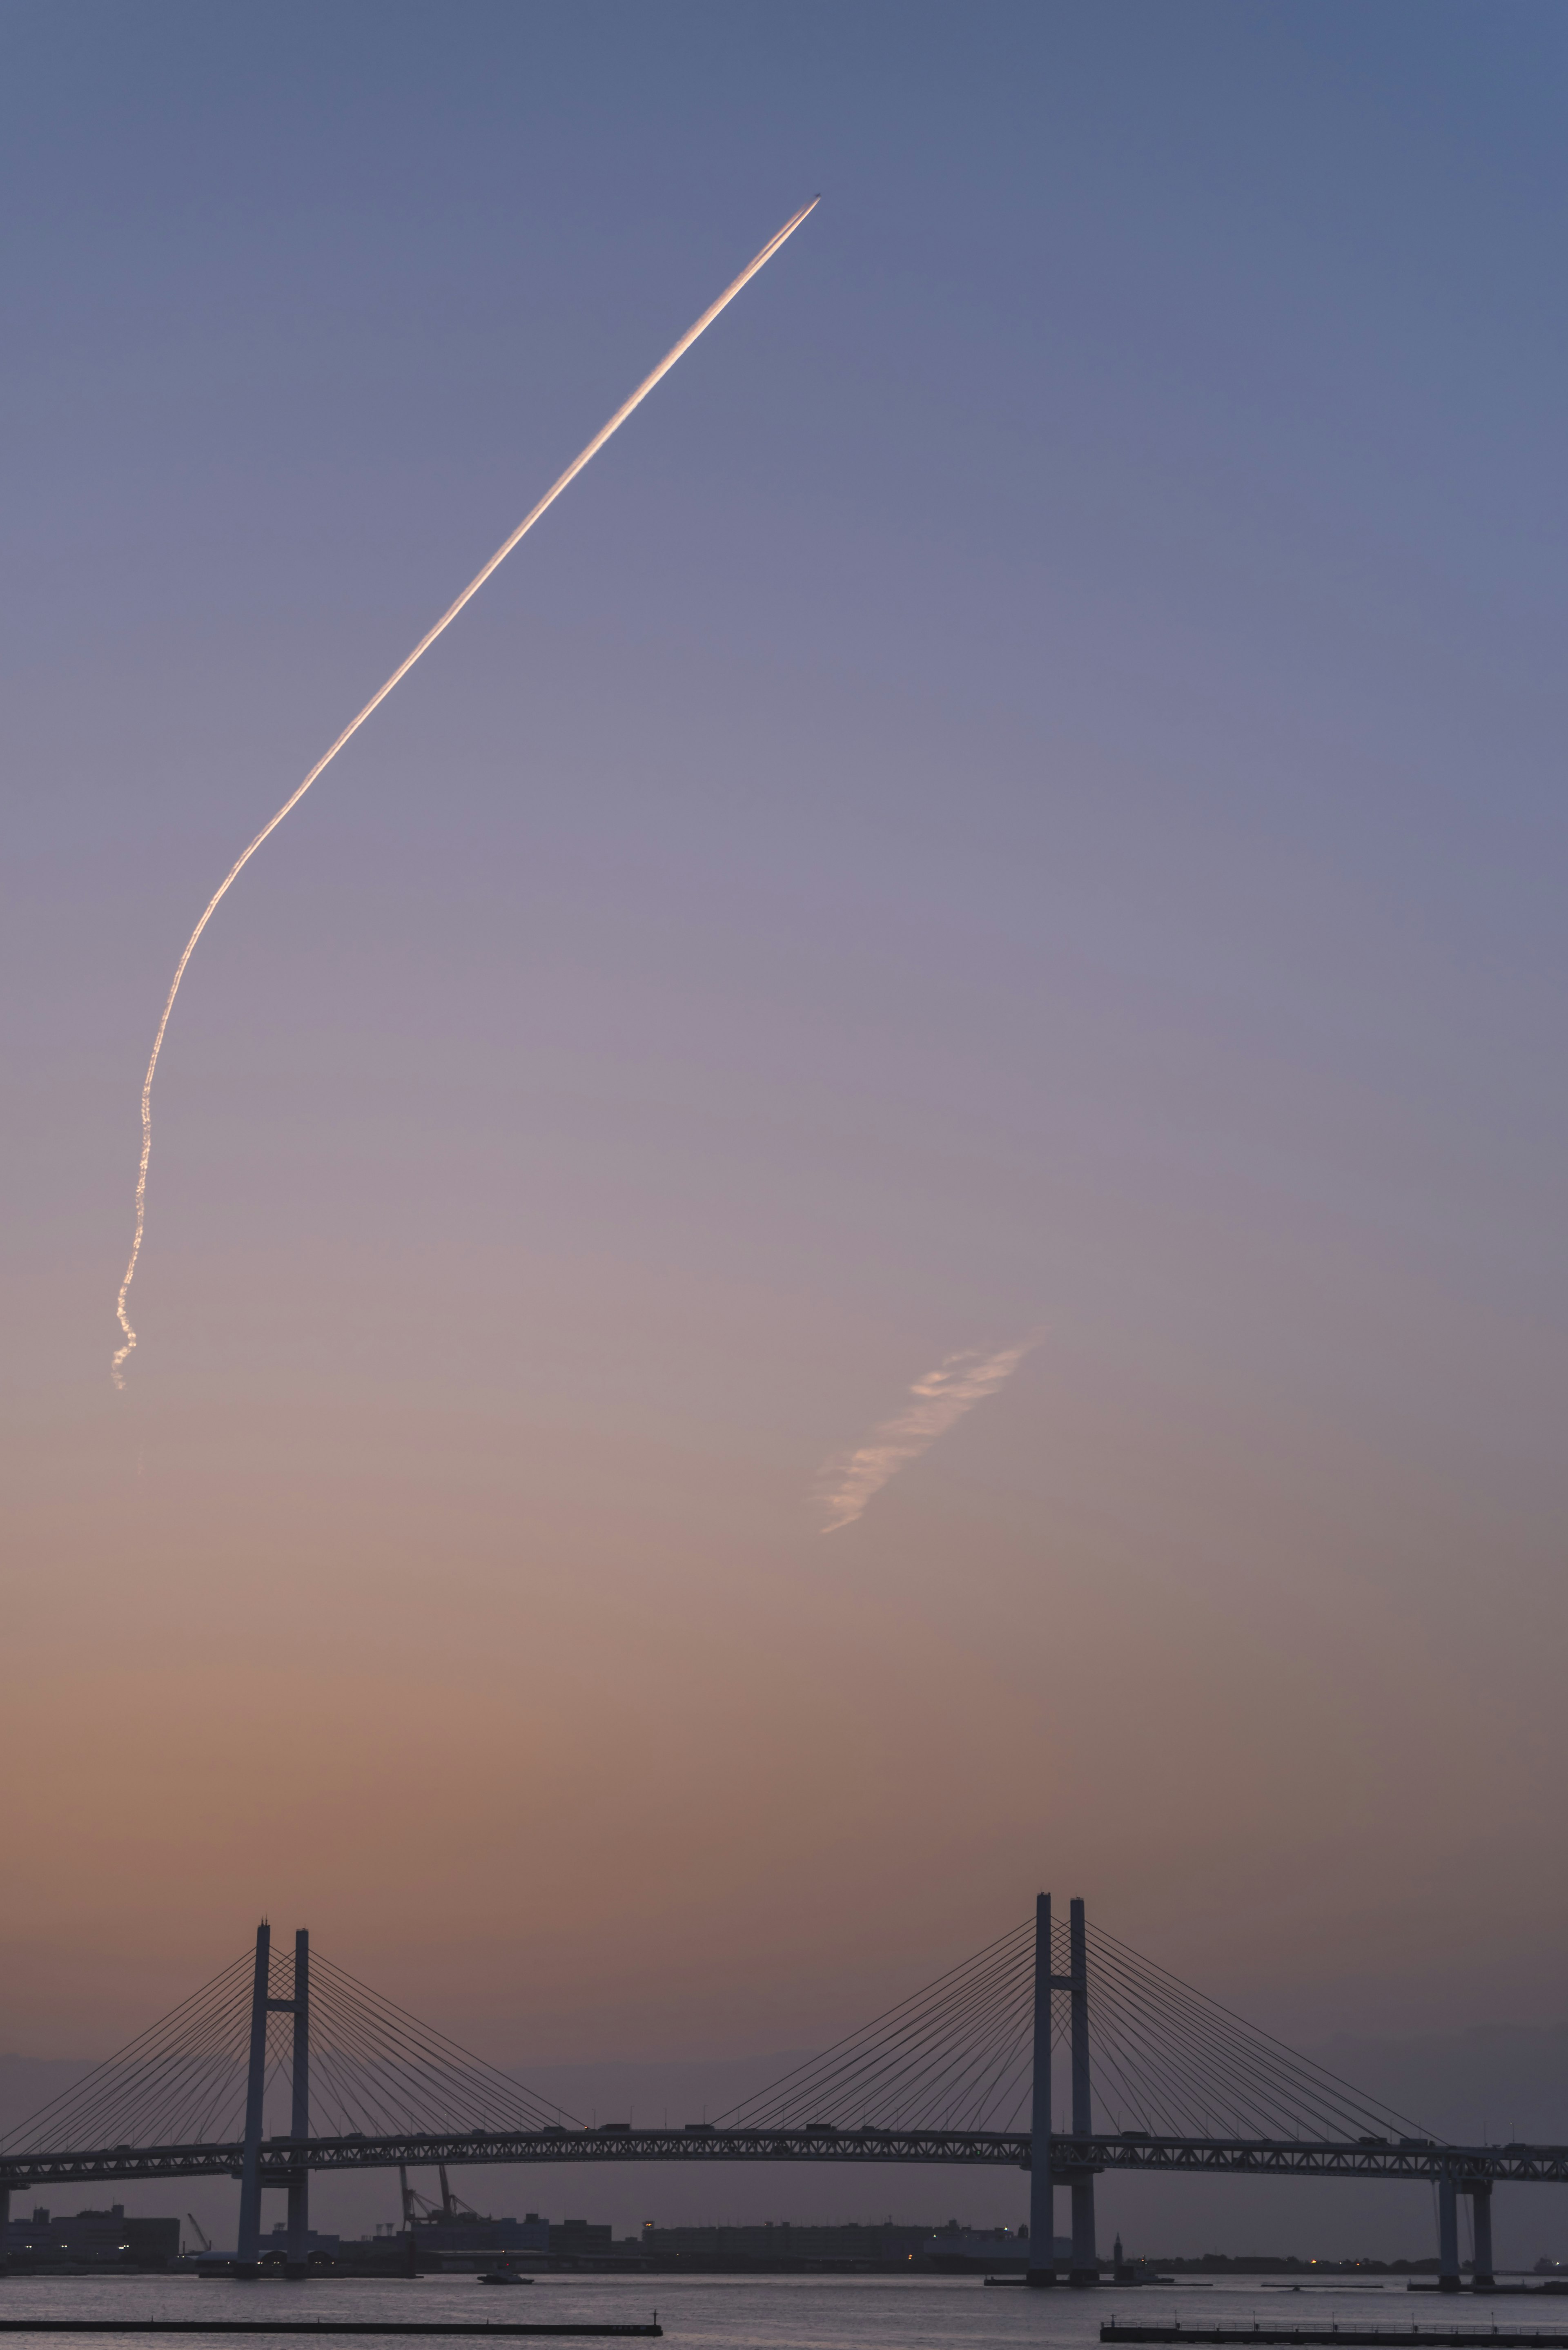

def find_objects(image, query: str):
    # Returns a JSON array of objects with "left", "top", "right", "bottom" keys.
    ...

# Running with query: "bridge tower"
[
  {"left": 1028, "top": 1891, "right": 1100, "bottom": 2288},
  {"left": 1067, "top": 1896, "right": 1098, "bottom": 2285},
  {"left": 1027, "top": 1892, "right": 1057, "bottom": 2285},
  {"left": 286, "top": 1929, "right": 310, "bottom": 2273},
  {"left": 235, "top": 1923, "right": 310, "bottom": 2276}
]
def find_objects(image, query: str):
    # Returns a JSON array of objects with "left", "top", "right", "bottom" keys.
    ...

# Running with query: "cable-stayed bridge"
[{"left": 2, "top": 1898, "right": 1561, "bottom": 2290}]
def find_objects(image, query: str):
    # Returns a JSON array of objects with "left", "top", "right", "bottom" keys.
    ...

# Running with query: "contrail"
[
  {"left": 818, "top": 1337, "right": 1038, "bottom": 1533},
  {"left": 111, "top": 198, "right": 819, "bottom": 1386}
]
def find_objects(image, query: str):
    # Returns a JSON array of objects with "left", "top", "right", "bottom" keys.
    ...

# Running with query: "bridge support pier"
[
  {"left": 1437, "top": 2172, "right": 1461, "bottom": 2293},
  {"left": 1067, "top": 1897, "right": 1098, "bottom": 2288},
  {"left": 1470, "top": 2183, "right": 1494, "bottom": 2289}
]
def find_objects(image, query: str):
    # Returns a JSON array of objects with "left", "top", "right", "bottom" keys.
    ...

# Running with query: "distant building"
[
  {"left": 637, "top": 2219, "right": 1046, "bottom": 2270},
  {"left": 410, "top": 2212, "right": 551, "bottom": 2256},
  {"left": 390, "top": 2212, "right": 619, "bottom": 2271},
  {"left": 549, "top": 2220, "right": 612, "bottom": 2256},
  {"left": 639, "top": 2220, "right": 922, "bottom": 2268},
  {"left": 922, "top": 2223, "right": 1068, "bottom": 2269},
  {"left": 262, "top": 2223, "right": 342, "bottom": 2257},
  {"left": 4, "top": 2205, "right": 179, "bottom": 2268}
]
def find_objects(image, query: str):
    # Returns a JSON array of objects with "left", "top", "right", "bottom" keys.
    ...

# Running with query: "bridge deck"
[{"left": 5, "top": 2133, "right": 1568, "bottom": 2192}]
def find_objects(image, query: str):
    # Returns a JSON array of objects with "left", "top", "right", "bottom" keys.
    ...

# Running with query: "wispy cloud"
[{"left": 818, "top": 1336, "right": 1038, "bottom": 1533}]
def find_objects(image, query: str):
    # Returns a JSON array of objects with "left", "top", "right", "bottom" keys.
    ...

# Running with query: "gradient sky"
[{"left": 3, "top": 0, "right": 1567, "bottom": 2254}]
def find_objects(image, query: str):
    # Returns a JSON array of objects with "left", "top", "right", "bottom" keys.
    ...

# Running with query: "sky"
[{"left": 2, "top": 0, "right": 1566, "bottom": 2256}]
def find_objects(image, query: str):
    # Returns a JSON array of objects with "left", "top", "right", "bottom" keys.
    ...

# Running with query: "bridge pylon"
[
  {"left": 1067, "top": 1896, "right": 1098, "bottom": 2285},
  {"left": 286, "top": 1930, "right": 310, "bottom": 2274},
  {"left": 1028, "top": 1891, "right": 1099, "bottom": 2287},
  {"left": 234, "top": 1923, "right": 310, "bottom": 2276},
  {"left": 1027, "top": 1892, "right": 1056, "bottom": 2285}
]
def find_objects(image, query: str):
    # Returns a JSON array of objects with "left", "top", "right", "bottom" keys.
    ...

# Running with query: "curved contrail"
[
  {"left": 818, "top": 1336, "right": 1039, "bottom": 1532},
  {"left": 111, "top": 198, "right": 819, "bottom": 1386}
]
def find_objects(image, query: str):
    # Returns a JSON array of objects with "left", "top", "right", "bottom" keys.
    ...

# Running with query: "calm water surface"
[{"left": 0, "top": 2276, "right": 1557, "bottom": 2350}]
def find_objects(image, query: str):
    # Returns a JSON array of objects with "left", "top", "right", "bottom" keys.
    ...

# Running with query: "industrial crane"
[{"left": 397, "top": 2163, "right": 479, "bottom": 2276}]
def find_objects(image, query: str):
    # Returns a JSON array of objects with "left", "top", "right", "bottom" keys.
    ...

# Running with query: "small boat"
[{"left": 477, "top": 2271, "right": 535, "bottom": 2284}]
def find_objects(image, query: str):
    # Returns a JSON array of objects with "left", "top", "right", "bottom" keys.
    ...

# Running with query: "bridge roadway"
[{"left": 7, "top": 2130, "right": 1568, "bottom": 2196}]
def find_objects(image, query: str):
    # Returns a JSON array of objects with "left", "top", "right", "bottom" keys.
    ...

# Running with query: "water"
[{"left": 0, "top": 2275, "right": 1560, "bottom": 2350}]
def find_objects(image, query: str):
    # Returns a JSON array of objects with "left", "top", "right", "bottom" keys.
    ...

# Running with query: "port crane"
[
  {"left": 399, "top": 2163, "right": 477, "bottom": 2225},
  {"left": 397, "top": 2160, "right": 483, "bottom": 2273}
]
